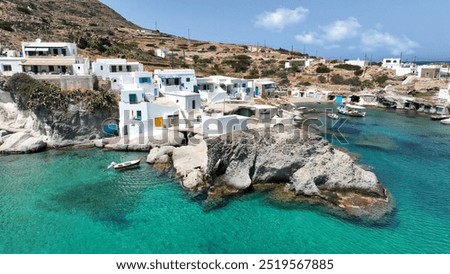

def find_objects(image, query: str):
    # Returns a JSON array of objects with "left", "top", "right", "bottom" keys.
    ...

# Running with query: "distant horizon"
[{"left": 100, "top": 0, "right": 450, "bottom": 62}]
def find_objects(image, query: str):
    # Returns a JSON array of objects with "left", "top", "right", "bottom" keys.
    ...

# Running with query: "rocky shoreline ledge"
[{"left": 146, "top": 127, "right": 394, "bottom": 222}]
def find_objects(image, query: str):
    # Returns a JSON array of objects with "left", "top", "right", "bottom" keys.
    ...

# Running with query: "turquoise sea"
[{"left": 1, "top": 105, "right": 450, "bottom": 254}]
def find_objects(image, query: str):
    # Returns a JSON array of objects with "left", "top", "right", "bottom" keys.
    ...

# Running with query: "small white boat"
[
  {"left": 440, "top": 118, "right": 450, "bottom": 125},
  {"left": 107, "top": 159, "right": 141, "bottom": 170},
  {"left": 327, "top": 113, "right": 339, "bottom": 120},
  {"left": 337, "top": 104, "right": 366, "bottom": 117}
]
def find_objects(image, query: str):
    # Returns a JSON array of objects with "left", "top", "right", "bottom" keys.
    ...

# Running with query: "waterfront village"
[
  {"left": 1, "top": 39, "right": 450, "bottom": 151},
  {"left": 5, "top": 40, "right": 446, "bottom": 218}
]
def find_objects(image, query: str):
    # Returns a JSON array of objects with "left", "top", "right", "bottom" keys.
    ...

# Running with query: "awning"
[
  {"left": 24, "top": 47, "right": 49, "bottom": 52},
  {"left": 21, "top": 58, "right": 75, "bottom": 66}
]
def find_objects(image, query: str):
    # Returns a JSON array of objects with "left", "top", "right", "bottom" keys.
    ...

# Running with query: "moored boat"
[
  {"left": 431, "top": 114, "right": 450, "bottom": 121},
  {"left": 107, "top": 159, "right": 141, "bottom": 170},
  {"left": 337, "top": 104, "right": 366, "bottom": 117},
  {"left": 440, "top": 118, "right": 450, "bottom": 125},
  {"left": 327, "top": 113, "right": 339, "bottom": 120}
]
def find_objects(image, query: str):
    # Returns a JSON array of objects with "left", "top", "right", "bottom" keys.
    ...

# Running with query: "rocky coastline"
[
  {"left": 146, "top": 127, "right": 394, "bottom": 222},
  {"left": 1, "top": 86, "right": 395, "bottom": 221},
  {"left": 0, "top": 87, "right": 115, "bottom": 154}
]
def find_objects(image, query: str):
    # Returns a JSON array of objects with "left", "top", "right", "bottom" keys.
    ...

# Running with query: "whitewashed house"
[
  {"left": 201, "top": 113, "right": 249, "bottom": 136},
  {"left": 0, "top": 50, "right": 23, "bottom": 76},
  {"left": 197, "top": 75, "right": 253, "bottom": 103},
  {"left": 118, "top": 85, "right": 179, "bottom": 141},
  {"left": 253, "top": 78, "right": 276, "bottom": 97},
  {"left": 381, "top": 58, "right": 402, "bottom": 69},
  {"left": 119, "top": 71, "right": 158, "bottom": 95},
  {"left": 154, "top": 69, "right": 197, "bottom": 93},
  {"left": 93, "top": 59, "right": 144, "bottom": 90},
  {"left": 154, "top": 69, "right": 201, "bottom": 112},
  {"left": 395, "top": 63, "right": 417, "bottom": 76},
  {"left": 20, "top": 40, "right": 89, "bottom": 75},
  {"left": 285, "top": 58, "right": 314, "bottom": 70},
  {"left": 155, "top": 48, "right": 170, "bottom": 58}
]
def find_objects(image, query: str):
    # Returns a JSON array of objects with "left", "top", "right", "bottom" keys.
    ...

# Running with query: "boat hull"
[{"left": 113, "top": 159, "right": 141, "bottom": 170}]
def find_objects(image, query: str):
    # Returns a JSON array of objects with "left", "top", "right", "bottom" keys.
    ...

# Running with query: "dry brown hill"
[{"left": 1, "top": 0, "right": 406, "bottom": 92}]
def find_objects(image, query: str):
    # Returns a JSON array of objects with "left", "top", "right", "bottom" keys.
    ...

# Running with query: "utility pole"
[
  {"left": 188, "top": 28, "right": 190, "bottom": 41},
  {"left": 155, "top": 21, "right": 158, "bottom": 31}
]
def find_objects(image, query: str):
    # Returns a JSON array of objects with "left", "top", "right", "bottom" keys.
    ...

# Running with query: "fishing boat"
[
  {"left": 327, "top": 113, "right": 339, "bottom": 120},
  {"left": 107, "top": 159, "right": 141, "bottom": 170},
  {"left": 430, "top": 114, "right": 450, "bottom": 121},
  {"left": 337, "top": 104, "right": 366, "bottom": 117},
  {"left": 440, "top": 118, "right": 450, "bottom": 125}
]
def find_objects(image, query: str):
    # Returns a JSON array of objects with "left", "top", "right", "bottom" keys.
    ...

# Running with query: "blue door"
[
  {"left": 255, "top": 87, "right": 259, "bottom": 96},
  {"left": 336, "top": 95, "right": 342, "bottom": 104}
]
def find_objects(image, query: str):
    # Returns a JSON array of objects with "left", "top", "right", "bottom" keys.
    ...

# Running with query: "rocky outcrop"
[
  {"left": 0, "top": 95, "right": 116, "bottom": 153},
  {"left": 147, "top": 128, "right": 393, "bottom": 221},
  {"left": 0, "top": 132, "right": 47, "bottom": 153}
]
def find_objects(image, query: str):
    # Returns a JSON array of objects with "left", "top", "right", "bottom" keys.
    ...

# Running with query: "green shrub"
[
  {"left": 0, "top": 21, "right": 14, "bottom": 32},
  {"left": 334, "top": 64, "right": 361, "bottom": 71},
  {"left": 354, "top": 69, "right": 363, "bottom": 76},
  {"left": 316, "top": 64, "right": 331, "bottom": 73},
  {"left": 374, "top": 74, "right": 389, "bottom": 85}
]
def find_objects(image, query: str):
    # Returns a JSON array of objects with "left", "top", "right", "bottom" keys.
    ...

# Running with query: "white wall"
[
  {"left": 382, "top": 58, "right": 401, "bottom": 69},
  {"left": 202, "top": 115, "right": 248, "bottom": 135},
  {"left": 0, "top": 58, "right": 23, "bottom": 76},
  {"left": 345, "top": 59, "right": 368, "bottom": 67},
  {"left": 154, "top": 69, "right": 197, "bottom": 93},
  {"left": 165, "top": 93, "right": 201, "bottom": 112}
]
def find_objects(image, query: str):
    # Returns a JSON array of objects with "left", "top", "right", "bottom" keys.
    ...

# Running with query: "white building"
[
  {"left": 155, "top": 48, "right": 170, "bottom": 58},
  {"left": 154, "top": 69, "right": 197, "bottom": 93},
  {"left": 345, "top": 58, "right": 368, "bottom": 67},
  {"left": 197, "top": 75, "right": 253, "bottom": 103},
  {"left": 253, "top": 79, "right": 276, "bottom": 97},
  {"left": 20, "top": 40, "right": 89, "bottom": 75},
  {"left": 93, "top": 59, "right": 144, "bottom": 90},
  {"left": 118, "top": 86, "right": 179, "bottom": 141},
  {"left": 165, "top": 92, "right": 201, "bottom": 112},
  {"left": 285, "top": 58, "right": 314, "bottom": 70},
  {"left": 417, "top": 65, "right": 441, "bottom": 79},
  {"left": 201, "top": 114, "right": 249, "bottom": 136},
  {"left": 0, "top": 50, "right": 23, "bottom": 76},
  {"left": 381, "top": 58, "right": 402, "bottom": 69},
  {"left": 438, "top": 83, "right": 450, "bottom": 102},
  {"left": 154, "top": 69, "right": 201, "bottom": 112},
  {"left": 395, "top": 63, "right": 417, "bottom": 76}
]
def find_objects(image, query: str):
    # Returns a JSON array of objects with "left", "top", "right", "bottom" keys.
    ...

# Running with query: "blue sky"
[{"left": 100, "top": 0, "right": 450, "bottom": 61}]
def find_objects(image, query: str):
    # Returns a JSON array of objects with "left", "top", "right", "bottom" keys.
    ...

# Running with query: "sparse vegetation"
[
  {"left": 6, "top": 73, "right": 117, "bottom": 113},
  {"left": 374, "top": 74, "right": 390, "bottom": 85},
  {"left": 0, "top": 21, "right": 14, "bottom": 32},
  {"left": 222, "top": 55, "right": 252, "bottom": 73},
  {"left": 318, "top": 75, "right": 327, "bottom": 83},
  {"left": 334, "top": 64, "right": 361, "bottom": 71},
  {"left": 316, "top": 64, "right": 331, "bottom": 73}
]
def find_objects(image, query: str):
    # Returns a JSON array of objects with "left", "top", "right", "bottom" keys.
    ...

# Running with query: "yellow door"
[{"left": 155, "top": 117, "right": 163, "bottom": 128}]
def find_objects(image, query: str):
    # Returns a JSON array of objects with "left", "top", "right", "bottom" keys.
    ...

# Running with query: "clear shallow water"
[{"left": 1, "top": 106, "right": 450, "bottom": 254}]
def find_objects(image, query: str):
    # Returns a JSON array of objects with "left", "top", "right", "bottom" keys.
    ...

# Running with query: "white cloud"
[
  {"left": 295, "top": 32, "right": 322, "bottom": 45},
  {"left": 319, "top": 17, "right": 361, "bottom": 41},
  {"left": 295, "top": 17, "right": 361, "bottom": 46},
  {"left": 361, "top": 30, "right": 419, "bottom": 55},
  {"left": 255, "top": 7, "right": 309, "bottom": 31}
]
